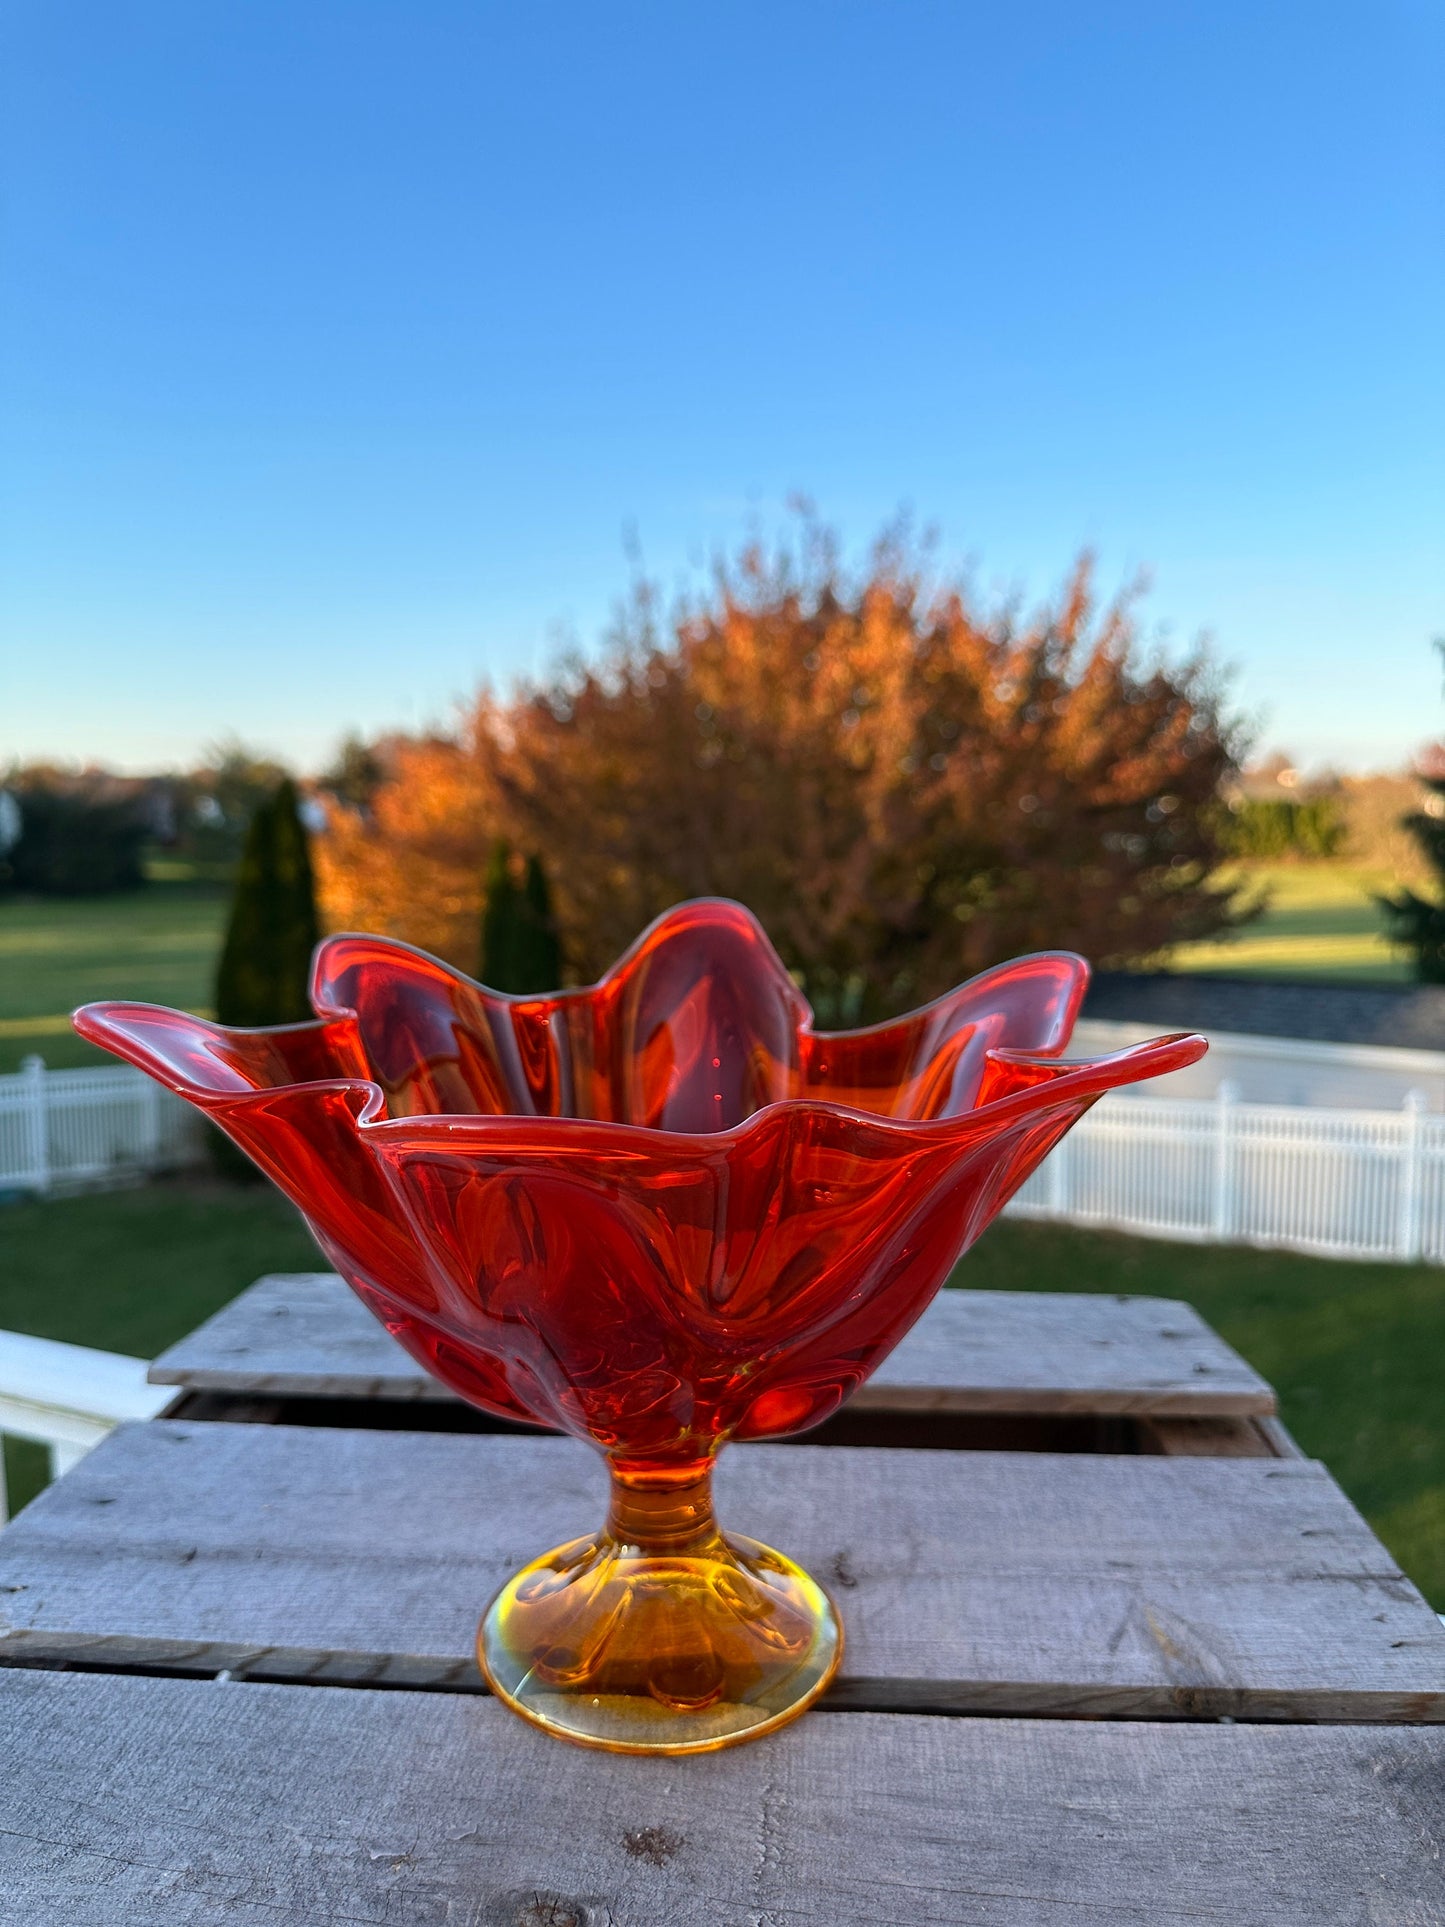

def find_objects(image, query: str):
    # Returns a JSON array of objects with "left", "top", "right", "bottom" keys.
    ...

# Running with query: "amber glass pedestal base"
[{"left": 477, "top": 1463, "right": 842, "bottom": 1755}]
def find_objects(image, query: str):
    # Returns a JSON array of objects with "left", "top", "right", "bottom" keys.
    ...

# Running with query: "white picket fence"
[
  {"left": 0, "top": 1057, "right": 204, "bottom": 1194},
  {"left": 2, "top": 1056, "right": 1442, "bottom": 1263},
  {"left": 1006, "top": 1083, "right": 1438, "bottom": 1263}
]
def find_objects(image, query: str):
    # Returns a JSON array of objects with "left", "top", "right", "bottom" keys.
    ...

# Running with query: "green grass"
[
  {"left": 958, "top": 1218, "right": 1445, "bottom": 1607},
  {"left": 0, "top": 1177, "right": 321, "bottom": 1354},
  {"left": 0, "top": 882, "right": 229, "bottom": 1071},
  {"left": 0, "top": 1177, "right": 321, "bottom": 1513},
  {"left": 1164, "top": 861, "right": 1411, "bottom": 984},
  {"left": 1, "top": 1181, "right": 1440, "bottom": 1608}
]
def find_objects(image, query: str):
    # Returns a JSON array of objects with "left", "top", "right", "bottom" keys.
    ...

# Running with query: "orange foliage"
[
  {"left": 315, "top": 729, "right": 497, "bottom": 968},
  {"left": 318, "top": 532, "right": 1248, "bottom": 1013}
]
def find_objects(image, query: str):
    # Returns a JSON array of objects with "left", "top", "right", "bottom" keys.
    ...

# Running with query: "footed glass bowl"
[{"left": 76, "top": 899, "right": 1203, "bottom": 1753}]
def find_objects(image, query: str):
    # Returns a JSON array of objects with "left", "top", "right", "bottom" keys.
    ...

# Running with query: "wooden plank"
[
  {"left": 150, "top": 1271, "right": 1277, "bottom": 1416},
  {"left": 1142, "top": 1415, "right": 1304, "bottom": 1459},
  {"left": 853, "top": 1287, "right": 1277, "bottom": 1417},
  {"left": 1255, "top": 1413, "right": 1309, "bottom": 1458},
  {"left": 2, "top": 1421, "right": 1440, "bottom": 1722},
  {"left": 148, "top": 1273, "right": 438, "bottom": 1402},
  {"left": 2, "top": 1670, "right": 1443, "bottom": 1925}
]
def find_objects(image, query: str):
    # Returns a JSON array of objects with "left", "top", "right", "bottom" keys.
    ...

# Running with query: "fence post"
[
  {"left": 19, "top": 1054, "right": 49, "bottom": 1195},
  {"left": 1046, "top": 1130, "right": 1071, "bottom": 1217},
  {"left": 1211, "top": 1080, "right": 1239, "bottom": 1241},
  {"left": 140, "top": 1074, "right": 163, "bottom": 1163},
  {"left": 1397, "top": 1089, "right": 1426, "bottom": 1263},
  {"left": 48, "top": 1439, "right": 90, "bottom": 1480}
]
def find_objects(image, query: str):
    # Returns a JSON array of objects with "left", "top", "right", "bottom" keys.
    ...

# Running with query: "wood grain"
[
  {"left": 2, "top": 1421, "right": 1439, "bottom": 1721},
  {"left": 1, "top": 1670, "right": 1442, "bottom": 1925},
  {"left": 150, "top": 1271, "right": 1277, "bottom": 1416}
]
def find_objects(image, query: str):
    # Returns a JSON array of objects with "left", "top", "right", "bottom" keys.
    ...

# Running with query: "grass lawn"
[
  {"left": 959, "top": 1219, "right": 1445, "bottom": 1607},
  {"left": 0, "top": 881, "right": 229, "bottom": 1072},
  {"left": 2, "top": 1181, "right": 1441, "bottom": 1608},
  {"left": 0, "top": 1176, "right": 322, "bottom": 1513},
  {"left": 1164, "top": 861, "right": 1411, "bottom": 984}
]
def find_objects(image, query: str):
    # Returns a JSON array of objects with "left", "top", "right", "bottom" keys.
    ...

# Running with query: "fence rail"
[
  {"left": 1006, "top": 1083, "right": 1438, "bottom": 1263},
  {"left": 0, "top": 1058, "right": 203, "bottom": 1194},
  {"left": 0, "top": 1329, "right": 174, "bottom": 1523},
  {"left": 3, "top": 1057, "right": 1441, "bottom": 1263}
]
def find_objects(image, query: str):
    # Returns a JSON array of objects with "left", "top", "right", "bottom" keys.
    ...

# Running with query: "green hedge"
[
  {"left": 0, "top": 784, "right": 149, "bottom": 895},
  {"left": 1218, "top": 796, "right": 1346, "bottom": 859}
]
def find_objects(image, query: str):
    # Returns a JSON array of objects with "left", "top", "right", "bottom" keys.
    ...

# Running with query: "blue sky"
[{"left": 2, "top": 1, "right": 1441, "bottom": 774}]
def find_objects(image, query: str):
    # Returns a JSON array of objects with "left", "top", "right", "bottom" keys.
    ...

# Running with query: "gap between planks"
[
  {"left": 155, "top": 1390, "right": 1299, "bottom": 1457},
  {"left": 1, "top": 1632, "right": 1436, "bottom": 1724}
]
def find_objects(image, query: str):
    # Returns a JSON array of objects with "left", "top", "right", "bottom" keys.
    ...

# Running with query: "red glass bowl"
[{"left": 76, "top": 898, "right": 1204, "bottom": 1753}]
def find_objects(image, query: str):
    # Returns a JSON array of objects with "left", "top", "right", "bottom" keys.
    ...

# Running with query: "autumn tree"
[
  {"left": 316, "top": 731, "right": 495, "bottom": 965},
  {"left": 318, "top": 528, "right": 1250, "bottom": 1013}
]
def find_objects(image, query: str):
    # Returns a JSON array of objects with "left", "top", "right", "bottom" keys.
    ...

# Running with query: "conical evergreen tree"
[
  {"left": 519, "top": 852, "right": 562, "bottom": 991},
  {"left": 480, "top": 840, "right": 562, "bottom": 992},
  {"left": 215, "top": 779, "right": 321, "bottom": 1025},
  {"left": 479, "top": 838, "right": 523, "bottom": 989},
  {"left": 1380, "top": 774, "right": 1445, "bottom": 983}
]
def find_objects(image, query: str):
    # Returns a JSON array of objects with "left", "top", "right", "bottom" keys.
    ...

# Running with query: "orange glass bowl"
[{"left": 75, "top": 900, "right": 1204, "bottom": 1754}]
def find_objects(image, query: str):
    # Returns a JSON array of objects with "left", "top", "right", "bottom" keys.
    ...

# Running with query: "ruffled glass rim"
[{"left": 73, "top": 897, "right": 1207, "bottom": 1150}]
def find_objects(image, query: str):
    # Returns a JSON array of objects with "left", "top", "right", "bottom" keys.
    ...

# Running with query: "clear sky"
[{"left": 2, "top": 1, "right": 1441, "bottom": 775}]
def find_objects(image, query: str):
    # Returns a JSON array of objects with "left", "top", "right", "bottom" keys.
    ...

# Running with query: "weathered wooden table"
[
  {"left": 1, "top": 1275, "right": 1442, "bottom": 1923},
  {"left": 150, "top": 1269, "right": 1294, "bottom": 1455}
]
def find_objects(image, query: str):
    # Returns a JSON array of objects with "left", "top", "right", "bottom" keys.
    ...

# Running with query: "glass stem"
[{"left": 605, "top": 1459, "right": 720, "bottom": 1554}]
